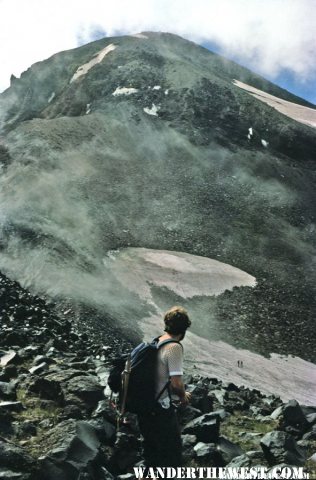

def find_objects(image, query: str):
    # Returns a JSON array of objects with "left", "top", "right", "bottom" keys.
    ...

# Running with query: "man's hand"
[{"left": 180, "top": 391, "right": 191, "bottom": 406}]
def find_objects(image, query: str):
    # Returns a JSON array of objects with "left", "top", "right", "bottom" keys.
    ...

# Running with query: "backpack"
[{"left": 108, "top": 337, "right": 181, "bottom": 414}]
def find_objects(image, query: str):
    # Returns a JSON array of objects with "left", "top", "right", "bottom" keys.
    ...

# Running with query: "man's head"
[{"left": 164, "top": 306, "right": 191, "bottom": 339}]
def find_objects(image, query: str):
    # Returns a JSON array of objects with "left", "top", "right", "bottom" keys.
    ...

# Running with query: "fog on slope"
[{"left": 0, "top": 106, "right": 308, "bottom": 318}]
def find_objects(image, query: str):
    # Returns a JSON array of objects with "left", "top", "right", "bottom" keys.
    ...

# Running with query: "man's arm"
[
  {"left": 170, "top": 375, "right": 191, "bottom": 405},
  {"left": 166, "top": 343, "right": 191, "bottom": 405}
]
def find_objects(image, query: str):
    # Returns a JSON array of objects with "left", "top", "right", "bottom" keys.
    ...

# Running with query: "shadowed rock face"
[{"left": 0, "top": 32, "right": 315, "bottom": 362}]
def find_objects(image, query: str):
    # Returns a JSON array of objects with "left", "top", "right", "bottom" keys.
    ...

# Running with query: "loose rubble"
[{"left": 0, "top": 271, "right": 315, "bottom": 479}]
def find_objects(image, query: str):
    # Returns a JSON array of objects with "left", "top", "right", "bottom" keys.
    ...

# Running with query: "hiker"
[{"left": 137, "top": 306, "right": 191, "bottom": 470}]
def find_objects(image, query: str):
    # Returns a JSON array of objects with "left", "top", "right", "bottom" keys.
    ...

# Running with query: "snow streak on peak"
[
  {"left": 233, "top": 80, "right": 316, "bottom": 129},
  {"left": 70, "top": 44, "right": 116, "bottom": 83}
]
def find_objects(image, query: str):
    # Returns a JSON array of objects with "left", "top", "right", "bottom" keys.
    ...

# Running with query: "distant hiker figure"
[{"left": 138, "top": 306, "right": 191, "bottom": 471}]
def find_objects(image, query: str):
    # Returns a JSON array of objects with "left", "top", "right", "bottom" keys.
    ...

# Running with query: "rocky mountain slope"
[{"left": 0, "top": 32, "right": 315, "bottom": 361}]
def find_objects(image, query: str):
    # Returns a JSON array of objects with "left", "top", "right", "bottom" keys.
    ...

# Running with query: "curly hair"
[{"left": 164, "top": 306, "right": 191, "bottom": 335}]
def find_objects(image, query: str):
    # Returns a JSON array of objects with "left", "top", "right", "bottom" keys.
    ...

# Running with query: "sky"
[{"left": 0, "top": 0, "right": 315, "bottom": 104}]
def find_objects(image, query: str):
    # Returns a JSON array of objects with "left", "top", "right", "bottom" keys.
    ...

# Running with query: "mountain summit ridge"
[{"left": 0, "top": 32, "right": 315, "bottom": 363}]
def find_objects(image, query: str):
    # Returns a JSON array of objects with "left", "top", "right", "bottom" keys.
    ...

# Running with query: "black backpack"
[{"left": 108, "top": 337, "right": 181, "bottom": 414}]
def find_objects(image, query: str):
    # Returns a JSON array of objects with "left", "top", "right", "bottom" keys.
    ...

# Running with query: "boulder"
[
  {"left": 217, "top": 436, "right": 244, "bottom": 465},
  {"left": 270, "top": 406, "right": 283, "bottom": 420},
  {"left": 187, "top": 384, "right": 213, "bottom": 413},
  {"left": 0, "top": 401, "right": 24, "bottom": 413},
  {"left": 0, "top": 469, "right": 31, "bottom": 479},
  {"left": 178, "top": 405, "right": 202, "bottom": 425},
  {"left": 211, "top": 389, "right": 228, "bottom": 405},
  {"left": 38, "top": 420, "right": 102, "bottom": 480},
  {"left": 227, "top": 451, "right": 267, "bottom": 468},
  {"left": 92, "top": 400, "right": 117, "bottom": 424},
  {"left": 0, "top": 364, "right": 18, "bottom": 382},
  {"left": 29, "top": 362, "right": 49, "bottom": 375},
  {"left": 260, "top": 431, "right": 306, "bottom": 466},
  {"left": 303, "top": 425, "right": 316, "bottom": 441},
  {"left": 182, "top": 412, "right": 220, "bottom": 442},
  {"left": 181, "top": 434, "right": 197, "bottom": 462},
  {"left": 0, "top": 351, "right": 20, "bottom": 367},
  {"left": 63, "top": 375, "right": 104, "bottom": 407},
  {"left": 108, "top": 431, "right": 140, "bottom": 473},
  {"left": 193, "top": 442, "right": 217, "bottom": 461},
  {"left": 0, "top": 382, "right": 16, "bottom": 400},
  {"left": 0, "top": 440, "right": 33, "bottom": 471},
  {"left": 28, "top": 377, "right": 63, "bottom": 403},
  {"left": 282, "top": 400, "right": 308, "bottom": 435}
]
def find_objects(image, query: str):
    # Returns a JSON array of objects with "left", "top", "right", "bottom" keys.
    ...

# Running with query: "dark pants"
[{"left": 138, "top": 405, "right": 182, "bottom": 469}]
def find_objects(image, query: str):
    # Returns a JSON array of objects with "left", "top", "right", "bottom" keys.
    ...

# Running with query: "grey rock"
[
  {"left": 0, "top": 350, "right": 19, "bottom": 367},
  {"left": 182, "top": 412, "right": 220, "bottom": 442},
  {"left": 63, "top": 374, "right": 104, "bottom": 407},
  {"left": 227, "top": 450, "right": 267, "bottom": 468},
  {"left": 270, "top": 406, "right": 283, "bottom": 420},
  {"left": 0, "top": 470, "right": 30, "bottom": 479},
  {"left": 181, "top": 434, "right": 197, "bottom": 449},
  {"left": 212, "top": 389, "right": 228, "bottom": 405},
  {"left": 108, "top": 431, "right": 140, "bottom": 472},
  {"left": 260, "top": 431, "right": 306, "bottom": 466},
  {"left": 0, "top": 401, "right": 24, "bottom": 412},
  {"left": 29, "top": 362, "right": 49, "bottom": 375},
  {"left": 239, "top": 432, "right": 262, "bottom": 445},
  {"left": 187, "top": 384, "right": 213, "bottom": 413},
  {"left": 0, "top": 382, "right": 16, "bottom": 400},
  {"left": 38, "top": 419, "right": 102, "bottom": 480},
  {"left": 92, "top": 400, "right": 117, "bottom": 423},
  {"left": 0, "top": 364, "right": 18, "bottom": 382},
  {"left": 193, "top": 441, "right": 216, "bottom": 460},
  {"left": 178, "top": 405, "right": 202, "bottom": 425},
  {"left": 282, "top": 400, "right": 308, "bottom": 433},
  {"left": 217, "top": 436, "right": 244, "bottom": 465},
  {"left": 28, "top": 377, "right": 63, "bottom": 402},
  {"left": 0, "top": 440, "right": 33, "bottom": 470},
  {"left": 303, "top": 425, "right": 316, "bottom": 440}
]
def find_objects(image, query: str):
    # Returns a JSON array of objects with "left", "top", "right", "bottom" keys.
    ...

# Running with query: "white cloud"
[{"left": 0, "top": 0, "right": 315, "bottom": 92}]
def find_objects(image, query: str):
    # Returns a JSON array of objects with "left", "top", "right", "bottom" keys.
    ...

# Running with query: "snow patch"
[
  {"left": 86, "top": 104, "right": 91, "bottom": 115},
  {"left": 165, "top": 89, "right": 169, "bottom": 95},
  {"left": 112, "top": 87, "right": 138, "bottom": 96},
  {"left": 233, "top": 79, "right": 316, "bottom": 129},
  {"left": 70, "top": 44, "right": 116, "bottom": 83},
  {"left": 261, "top": 139, "right": 269, "bottom": 147},
  {"left": 152, "top": 85, "right": 161, "bottom": 90},
  {"left": 144, "top": 104, "right": 160, "bottom": 116},
  {"left": 48, "top": 92, "right": 55, "bottom": 103},
  {"left": 105, "top": 247, "right": 256, "bottom": 302}
]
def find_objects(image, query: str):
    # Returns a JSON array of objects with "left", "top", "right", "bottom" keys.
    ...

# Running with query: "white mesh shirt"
[{"left": 155, "top": 340, "right": 183, "bottom": 408}]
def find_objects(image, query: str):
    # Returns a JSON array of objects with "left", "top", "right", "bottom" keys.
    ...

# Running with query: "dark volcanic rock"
[
  {"left": 216, "top": 436, "right": 244, "bottom": 465},
  {"left": 63, "top": 374, "right": 104, "bottom": 407},
  {"left": 182, "top": 412, "right": 220, "bottom": 442},
  {"left": 193, "top": 442, "right": 217, "bottom": 461},
  {"left": 28, "top": 377, "right": 63, "bottom": 403},
  {"left": 260, "top": 431, "right": 306, "bottom": 466},
  {"left": 38, "top": 419, "right": 103, "bottom": 480},
  {"left": 0, "top": 440, "right": 33, "bottom": 471},
  {"left": 0, "top": 381, "right": 16, "bottom": 400}
]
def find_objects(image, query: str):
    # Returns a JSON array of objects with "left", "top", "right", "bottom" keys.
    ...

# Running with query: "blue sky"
[
  {"left": 201, "top": 40, "right": 316, "bottom": 105},
  {"left": 0, "top": 0, "right": 315, "bottom": 105}
]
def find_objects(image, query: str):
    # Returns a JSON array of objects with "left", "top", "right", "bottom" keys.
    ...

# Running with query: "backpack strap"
[
  {"left": 155, "top": 338, "right": 183, "bottom": 350},
  {"left": 154, "top": 338, "right": 183, "bottom": 403}
]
